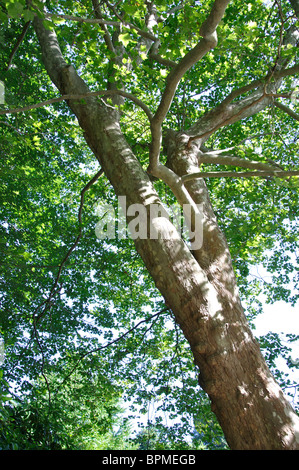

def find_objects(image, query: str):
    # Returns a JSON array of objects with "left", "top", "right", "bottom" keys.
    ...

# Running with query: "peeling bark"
[{"left": 164, "top": 130, "right": 299, "bottom": 449}]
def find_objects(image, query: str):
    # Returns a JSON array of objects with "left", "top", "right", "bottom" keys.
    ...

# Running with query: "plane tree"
[{"left": 1, "top": 0, "right": 299, "bottom": 449}]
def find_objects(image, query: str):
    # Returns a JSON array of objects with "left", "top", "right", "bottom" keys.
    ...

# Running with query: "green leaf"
[
  {"left": 119, "top": 32, "right": 131, "bottom": 47},
  {"left": 1, "top": 0, "right": 298, "bottom": 451}
]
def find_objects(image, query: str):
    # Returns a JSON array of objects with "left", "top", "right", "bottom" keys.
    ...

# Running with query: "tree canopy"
[{"left": 0, "top": 0, "right": 298, "bottom": 450}]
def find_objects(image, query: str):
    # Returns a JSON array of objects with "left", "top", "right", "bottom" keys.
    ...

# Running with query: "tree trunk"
[{"left": 33, "top": 17, "right": 299, "bottom": 450}]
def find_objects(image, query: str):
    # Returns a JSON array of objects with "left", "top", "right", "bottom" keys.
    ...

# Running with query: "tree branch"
[
  {"left": 143, "top": 3, "right": 177, "bottom": 68},
  {"left": 199, "top": 0, "right": 231, "bottom": 37},
  {"left": 5, "top": 21, "right": 31, "bottom": 71},
  {"left": 143, "top": 1, "right": 232, "bottom": 240},
  {"left": 205, "top": 65, "right": 299, "bottom": 116},
  {"left": 186, "top": 34, "right": 299, "bottom": 143},
  {"left": 34, "top": 168, "right": 103, "bottom": 324},
  {"left": 149, "top": 46, "right": 177, "bottom": 68},
  {"left": 0, "top": 89, "right": 153, "bottom": 120},
  {"left": 182, "top": 169, "right": 299, "bottom": 181}
]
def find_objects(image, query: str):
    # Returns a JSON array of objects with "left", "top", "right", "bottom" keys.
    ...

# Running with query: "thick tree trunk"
[{"left": 33, "top": 18, "right": 299, "bottom": 450}]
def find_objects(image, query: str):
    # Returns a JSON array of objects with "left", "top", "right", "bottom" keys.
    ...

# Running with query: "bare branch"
[
  {"left": 182, "top": 170, "right": 299, "bottom": 181},
  {"left": 148, "top": 0, "right": 231, "bottom": 173},
  {"left": 273, "top": 64, "right": 299, "bottom": 79},
  {"left": 199, "top": 151, "right": 283, "bottom": 171},
  {"left": 187, "top": 72, "right": 299, "bottom": 146},
  {"left": 186, "top": 32, "right": 299, "bottom": 142},
  {"left": 92, "top": 0, "right": 115, "bottom": 53},
  {"left": 199, "top": 0, "right": 231, "bottom": 37},
  {"left": 270, "top": 0, "right": 285, "bottom": 76},
  {"left": 144, "top": 1, "right": 232, "bottom": 239},
  {"left": 274, "top": 100, "right": 299, "bottom": 120},
  {"left": 44, "top": 11, "right": 157, "bottom": 42},
  {"left": 219, "top": 79, "right": 263, "bottom": 109},
  {"left": 149, "top": 48, "right": 177, "bottom": 68},
  {"left": 212, "top": 65, "right": 299, "bottom": 112},
  {"left": 0, "top": 89, "right": 153, "bottom": 120}
]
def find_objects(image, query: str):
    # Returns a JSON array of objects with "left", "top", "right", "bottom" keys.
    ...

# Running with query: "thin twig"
[
  {"left": 274, "top": 101, "right": 299, "bottom": 121},
  {"left": 0, "top": 89, "right": 153, "bottom": 120},
  {"left": 182, "top": 170, "right": 299, "bottom": 181},
  {"left": 31, "top": 168, "right": 103, "bottom": 405},
  {"left": 33, "top": 168, "right": 103, "bottom": 325},
  {"left": 32, "top": 316, "right": 52, "bottom": 407}
]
